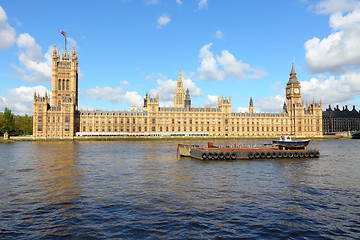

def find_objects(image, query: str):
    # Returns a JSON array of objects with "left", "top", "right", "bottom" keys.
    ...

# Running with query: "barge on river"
[{"left": 177, "top": 139, "right": 319, "bottom": 160}]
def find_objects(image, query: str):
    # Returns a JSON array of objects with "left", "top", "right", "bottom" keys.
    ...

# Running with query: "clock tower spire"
[{"left": 286, "top": 62, "right": 301, "bottom": 108}]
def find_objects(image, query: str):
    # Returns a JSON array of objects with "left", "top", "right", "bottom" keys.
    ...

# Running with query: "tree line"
[{"left": 0, "top": 108, "right": 33, "bottom": 136}]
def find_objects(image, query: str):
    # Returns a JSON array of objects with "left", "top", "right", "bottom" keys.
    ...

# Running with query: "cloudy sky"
[{"left": 1, "top": 0, "right": 360, "bottom": 115}]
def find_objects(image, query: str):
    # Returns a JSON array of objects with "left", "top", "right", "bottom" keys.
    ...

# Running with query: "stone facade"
[
  {"left": 33, "top": 45, "right": 79, "bottom": 138},
  {"left": 33, "top": 46, "right": 323, "bottom": 138}
]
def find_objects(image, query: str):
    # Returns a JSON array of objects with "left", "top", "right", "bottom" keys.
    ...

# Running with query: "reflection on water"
[{"left": 0, "top": 139, "right": 359, "bottom": 239}]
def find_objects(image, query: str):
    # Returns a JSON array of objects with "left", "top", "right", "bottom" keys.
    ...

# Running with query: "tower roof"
[
  {"left": 249, "top": 97, "right": 253, "bottom": 107},
  {"left": 287, "top": 62, "right": 299, "bottom": 85}
]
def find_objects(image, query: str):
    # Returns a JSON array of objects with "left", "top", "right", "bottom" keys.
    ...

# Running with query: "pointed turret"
[
  {"left": 62, "top": 50, "right": 69, "bottom": 60},
  {"left": 287, "top": 62, "right": 299, "bottom": 85},
  {"left": 173, "top": 67, "right": 186, "bottom": 108},
  {"left": 185, "top": 88, "right": 191, "bottom": 108},
  {"left": 249, "top": 97, "right": 254, "bottom": 113},
  {"left": 71, "top": 45, "right": 77, "bottom": 61}
]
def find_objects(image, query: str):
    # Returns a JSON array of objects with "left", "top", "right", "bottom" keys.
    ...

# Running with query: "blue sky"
[{"left": 1, "top": 0, "right": 360, "bottom": 115}]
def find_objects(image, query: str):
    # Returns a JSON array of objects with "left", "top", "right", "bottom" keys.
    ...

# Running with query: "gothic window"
[
  {"left": 66, "top": 80, "right": 69, "bottom": 91},
  {"left": 65, "top": 125, "right": 69, "bottom": 131},
  {"left": 58, "top": 80, "right": 61, "bottom": 90},
  {"left": 62, "top": 80, "right": 65, "bottom": 90}
]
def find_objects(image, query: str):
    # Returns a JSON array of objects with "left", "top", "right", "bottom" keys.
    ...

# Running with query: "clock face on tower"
[
  {"left": 287, "top": 89, "right": 290, "bottom": 94},
  {"left": 294, "top": 88, "right": 299, "bottom": 94}
]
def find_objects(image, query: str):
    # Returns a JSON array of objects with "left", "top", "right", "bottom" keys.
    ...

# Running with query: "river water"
[{"left": 0, "top": 139, "right": 359, "bottom": 239}]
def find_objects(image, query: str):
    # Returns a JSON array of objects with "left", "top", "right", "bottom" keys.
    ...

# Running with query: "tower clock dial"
[
  {"left": 287, "top": 89, "right": 290, "bottom": 94},
  {"left": 294, "top": 88, "right": 299, "bottom": 94}
]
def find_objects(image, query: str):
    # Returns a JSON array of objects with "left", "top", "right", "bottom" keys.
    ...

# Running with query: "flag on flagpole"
[{"left": 60, "top": 30, "right": 66, "bottom": 37}]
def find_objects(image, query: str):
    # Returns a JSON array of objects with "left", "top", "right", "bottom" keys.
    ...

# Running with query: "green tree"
[
  {"left": 2, "top": 108, "right": 15, "bottom": 135},
  {"left": 14, "top": 114, "right": 33, "bottom": 135},
  {"left": 0, "top": 112, "right": 4, "bottom": 135},
  {"left": 0, "top": 108, "right": 33, "bottom": 136}
]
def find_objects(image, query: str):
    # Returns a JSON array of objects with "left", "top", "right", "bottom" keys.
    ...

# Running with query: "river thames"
[{"left": 0, "top": 139, "right": 359, "bottom": 239}]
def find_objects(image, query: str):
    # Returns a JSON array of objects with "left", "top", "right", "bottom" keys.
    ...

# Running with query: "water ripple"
[{"left": 0, "top": 140, "right": 360, "bottom": 239}]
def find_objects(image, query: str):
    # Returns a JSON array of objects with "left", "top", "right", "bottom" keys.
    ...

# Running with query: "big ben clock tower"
[
  {"left": 286, "top": 63, "right": 302, "bottom": 135},
  {"left": 286, "top": 63, "right": 301, "bottom": 109}
]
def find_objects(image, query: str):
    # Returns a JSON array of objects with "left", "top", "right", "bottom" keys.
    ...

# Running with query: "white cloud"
[
  {"left": 15, "top": 33, "right": 52, "bottom": 82},
  {"left": 215, "top": 30, "right": 224, "bottom": 39},
  {"left": 151, "top": 79, "right": 176, "bottom": 105},
  {"left": 198, "top": 43, "right": 225, "bottom": 80},
  {"left": 236, "top": 106, "right": 249, "bottom": 113},
  {"left": 120, "top": 81, "right": 129, "bottom": 86},
  {"left": 86, "top": 86, "right": 124, "bottom": 103},
  {"left": 0, "top": 85, "right": 49, "bottom": 115},
  {"left": 150, "top": 73, "right": 203, "bottom": 107},
  {"left": 305, "top": 1, "right": 360, "bottom": 74},
  {"left": 314, "top": 0, "right": 359, "bottom": 15},
  {"left": 300, "top": 72, "right": 360, "bottom": 106},
  {"left": 123, "top": 91, "right": 143, "bottom": 109},
  {"left": 205, "top": 94, "right": 218, "bottom": 106},
  {"left": 176, "top": 0, "right": 183, "bottom": 5},
  {"left": 255, "top": 94, "right": 285, "bottom": 113},
  {"left": 86, "top": 86, "right": 143, "bottom": 109},
  {"left": 198, "top": 43, "right": 267, "bottom": 81},
  {"left": 183, "top": 77, "right": 202, "bottom": 98},
  {"left": 0, "top": 6, "right": 16, "bottom": 50},
  {"left": 157, "top": 14, "right": 171, "bottom": 28},
  {"left": 199, "top": 0, "right": 208, "bottom": 9}
]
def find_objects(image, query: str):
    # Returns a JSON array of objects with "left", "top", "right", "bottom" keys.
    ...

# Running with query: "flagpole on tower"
[{"left": 60, "top": 30, "right": 67, "bottom": 52}]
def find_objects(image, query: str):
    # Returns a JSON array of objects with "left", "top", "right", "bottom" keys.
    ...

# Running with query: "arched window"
[
  {"left": 58, "top": 79, "right": 61, "bottom": 90},
  {"left": 66, "top": 80, "right": 70, "bottom": 91},
  {"left": 62, "top": 79, "right": 65, "bottom": 90}
]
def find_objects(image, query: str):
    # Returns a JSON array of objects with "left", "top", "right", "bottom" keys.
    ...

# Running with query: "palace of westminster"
[{"left": 33, "top": 45, "right": 324, "bottom": 138}]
